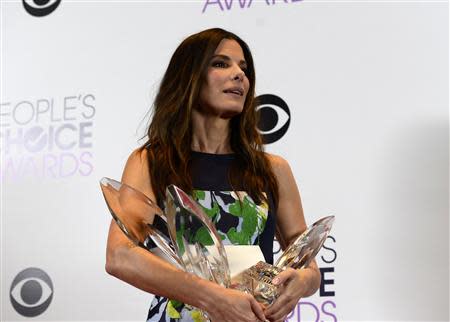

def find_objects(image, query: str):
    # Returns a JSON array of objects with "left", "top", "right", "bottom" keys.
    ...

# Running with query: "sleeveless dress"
[{"left": 146, "top": 151, "right": 276, "bottom": 322}]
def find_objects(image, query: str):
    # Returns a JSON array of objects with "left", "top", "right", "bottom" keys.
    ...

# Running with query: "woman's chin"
[
  {"left": 216, "top": 103, "right": 244, "bottom": 118},
  {"left": 195, "top": 103, "right": 244, "bottom": 119},
  {"left": 219, "top": 108, "right": 243, "bottom": 119}
]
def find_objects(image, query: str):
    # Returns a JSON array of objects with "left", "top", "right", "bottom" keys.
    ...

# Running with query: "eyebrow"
[{"left": 211, "top": 54, "right": 247, "bottom": 66}]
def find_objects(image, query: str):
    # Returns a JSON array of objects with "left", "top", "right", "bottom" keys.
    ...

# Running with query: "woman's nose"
[{"left": 231, "top": 69, "right": 245, "bottom": 81}]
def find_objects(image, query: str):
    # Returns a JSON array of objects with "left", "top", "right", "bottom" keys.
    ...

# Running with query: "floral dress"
[{"left": 146, "top": 152, "right": 275, "bottom": 322}]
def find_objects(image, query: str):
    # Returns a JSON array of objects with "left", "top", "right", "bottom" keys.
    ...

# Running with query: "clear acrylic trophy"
[
  {"left": 100, "top": 178, "right": 334, "bottom": 317},
  {"left": 230, "top": 215, "right": 335, "bottom": 305}
]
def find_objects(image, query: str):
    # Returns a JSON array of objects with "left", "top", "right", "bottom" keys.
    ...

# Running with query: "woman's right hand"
[{"left": 205, "top": 287, "right": 266, "bottom": 322}]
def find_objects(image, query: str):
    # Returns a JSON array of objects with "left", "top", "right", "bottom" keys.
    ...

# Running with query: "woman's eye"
[{"left": 212, "top": 61, "right": 228, "bottom": 68}]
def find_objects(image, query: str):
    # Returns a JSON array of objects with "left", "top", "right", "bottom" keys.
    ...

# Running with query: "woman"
[{"left": 106, "top": 28, "right": 321, "bottom": 322}]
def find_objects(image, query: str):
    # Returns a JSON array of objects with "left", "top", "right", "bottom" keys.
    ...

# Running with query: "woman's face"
[{"left": 198, "top": 38, "right": 250, "bottom": 118}]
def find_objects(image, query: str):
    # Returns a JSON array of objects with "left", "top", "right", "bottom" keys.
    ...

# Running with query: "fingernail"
[{"left": 272, "top": 277, "right": 280, "bottom": 284}]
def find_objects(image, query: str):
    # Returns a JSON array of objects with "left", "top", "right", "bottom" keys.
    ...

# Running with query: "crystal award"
[
  {"left": 164, "top": 184, "right": 231, "bottom": 287},
  {"left": 100, "top": 177, "right": 334, "bottom": 309},
  {"left": 231, "top": 215, "right": 335, "bottom": 305},
  {"left": 100, "top": 177, "right": 183, "bottom": 268}
]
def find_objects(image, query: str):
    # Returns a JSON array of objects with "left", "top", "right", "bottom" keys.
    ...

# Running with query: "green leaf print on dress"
[
  {"left": 167, "top": 300, "right": 182, "bottom": 319},
  {"left": 193, "top": 190, "right": 219, "bottom": 219},
  {"left": 194, "top": 226, "right": 214, "bottom": 245},
  {"left": 193, "top": 190, "right": 268, "bottom": 246},
  {"left": 227, "top": 193, "right": 268, "bottom": 245}
]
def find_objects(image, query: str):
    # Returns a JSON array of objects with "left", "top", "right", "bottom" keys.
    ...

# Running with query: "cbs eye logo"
[
  {"left": 10, "top": 267, "right": 54, "bottom": 317},
  {"left": 256, "top": 94, "right": 291, "bottom": 144},
  {"left": 23, "top": 0, "right": 61, "bottom": 17}
]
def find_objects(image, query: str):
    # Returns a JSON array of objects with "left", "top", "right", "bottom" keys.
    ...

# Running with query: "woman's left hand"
[{"left": 263, "top": 267, "right": 308, "bottom": 322}]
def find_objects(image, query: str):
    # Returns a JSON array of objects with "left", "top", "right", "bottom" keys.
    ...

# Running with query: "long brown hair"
[{"left": 141, "top": 28, "right": 279, "bottom": 207}]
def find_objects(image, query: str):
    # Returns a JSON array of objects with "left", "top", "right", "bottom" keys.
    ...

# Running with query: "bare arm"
[
  {"left": 264, "top": 154, "right": 321, "bottom": 322},
  {"left": 105, "top": 149, "right": 266, "bottom": 322}
]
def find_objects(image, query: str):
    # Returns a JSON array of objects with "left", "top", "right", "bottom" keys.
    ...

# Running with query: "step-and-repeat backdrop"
[{"left": 1, "top": 0, "right": 448, "bottom": 321}]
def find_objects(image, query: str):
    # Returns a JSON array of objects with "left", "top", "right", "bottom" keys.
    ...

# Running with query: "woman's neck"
[{"left": 191, "top": 109, "right": 233, "bottom": 154}]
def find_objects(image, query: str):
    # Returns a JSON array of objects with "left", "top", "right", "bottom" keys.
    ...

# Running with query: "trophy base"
[{"left": 231, "top": 261, "right": 283, "bottom": 306}]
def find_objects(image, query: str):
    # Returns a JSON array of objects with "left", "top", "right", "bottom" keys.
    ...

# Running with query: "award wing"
[
  {"left": 100, "top": 177, "right": 183, "bottom": 268},
  {"left": 165, "top": 185, "right": 231, "bottom": 287},
  {"left": 275, "top": 215, "right": 335, "bottom": 269}
]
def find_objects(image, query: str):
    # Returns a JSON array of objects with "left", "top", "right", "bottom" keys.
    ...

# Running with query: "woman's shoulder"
[
  {"left": 264, "top": 152, "right": 299, "bottom": 201},
  {"left": 264, "top": 152, "right": 291, "bottom": 176},
  {"left": 127, "top": 147, "right": 149, "bottom": 166},
  {"left": 122, "top": 147, "right": 154, "bottom": 199}
]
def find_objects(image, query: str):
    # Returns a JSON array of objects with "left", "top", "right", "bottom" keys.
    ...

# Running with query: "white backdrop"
[{"left": 1, "top": 0, "right": 448, "bottom": 321}]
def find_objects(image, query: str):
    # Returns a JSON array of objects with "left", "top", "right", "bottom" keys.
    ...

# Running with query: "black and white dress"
[{"left": 146, "top": 151, "right": 276, "bottom": 322}]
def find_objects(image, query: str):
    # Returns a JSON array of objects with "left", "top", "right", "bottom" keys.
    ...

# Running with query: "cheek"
[
  {"left": 199, "top": 85, "right": 211, "bottom": 106},
  {"left": 209, "top": 70, "right": 228, "bottom": 84},
  {"left": 244, "top": 79, "right": 251, "bottom": 94}
]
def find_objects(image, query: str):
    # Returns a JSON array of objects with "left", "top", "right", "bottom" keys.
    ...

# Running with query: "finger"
[
  {"left": 265, "top": 293, "right": 291, "bottom": 317},
  {"left": 259, "top": 301, "right": 269, "bottom": 311},
  {"left": 267, "top": 304, "right": 293, "bottom": 322},
  {"left": 275, "top": 317, "right": 288, "bottom": 322},
  {"left": 272, "top": 318, "right": 287, "bottom": 322},
  {"left": 268, "top": 309, "right": 290, "bottom": 322},
  {"left": 272, "top": 268, "right": 297, "bottom": 286},
  {"left": 250, "top": 297, "right": 267, "bottom": 322}
]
